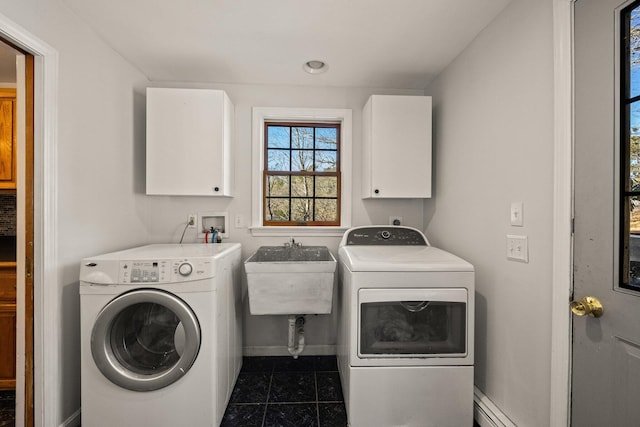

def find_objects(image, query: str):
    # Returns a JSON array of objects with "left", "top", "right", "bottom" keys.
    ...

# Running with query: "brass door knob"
[{"left": 570, "top": 296, "right": 603, "bottom": 318}]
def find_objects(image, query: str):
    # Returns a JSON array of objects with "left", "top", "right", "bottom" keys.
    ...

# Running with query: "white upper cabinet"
[
  {"left": 146, "top": 88, "right": 234, "bottom": 196},
  {"left": 362, "top": 95, "right": 432, "bottom": 198}
]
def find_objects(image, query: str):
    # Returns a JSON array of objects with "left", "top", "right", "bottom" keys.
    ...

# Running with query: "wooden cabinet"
[
  {"left": 362, "top": 94, "right": 432, "bottom": 198},
  {"left": 0, "top": 89, "right": 16, "bottom": 190},
  {"left": 0, "top": 264, "right": 16, "bottom": 390},
  {"left": 146, "top": 88, "right": 234, "bottom": 196}
]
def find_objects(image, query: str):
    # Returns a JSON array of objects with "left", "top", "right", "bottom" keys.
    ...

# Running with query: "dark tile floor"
[
  {"left": 1, "top": 358, "right": 479, "bottom": 427},
  {"left": 222, "top": 355, "right": 347, "bottom": 427},
  {"left": 0, "top": 390, "right": 14, "bottom": 427}
]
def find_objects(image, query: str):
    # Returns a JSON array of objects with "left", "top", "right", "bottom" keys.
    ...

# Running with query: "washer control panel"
[
  {"left": 343, "top": 226, "right": 428, "bottom": 246},
  {"left": 118, "top": 258, "right": 215, "bottom": 283}
]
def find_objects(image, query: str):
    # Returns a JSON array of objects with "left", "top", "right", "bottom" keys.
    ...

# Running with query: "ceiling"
[{"left": 59, "top": 0, "right": 511, "bottom": 89}]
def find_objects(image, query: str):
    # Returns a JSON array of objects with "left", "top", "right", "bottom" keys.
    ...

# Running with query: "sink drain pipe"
[{"left": 287, "top": 315, "right": 306, "bottom": 359}]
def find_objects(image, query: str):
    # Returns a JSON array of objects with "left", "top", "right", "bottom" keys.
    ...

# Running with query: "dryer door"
[
  {"left": 91, "top": 289, "right": 201, "bottom": 391},
  {"left": 357, "top": 288, "right": 470, "bottom": 363}
]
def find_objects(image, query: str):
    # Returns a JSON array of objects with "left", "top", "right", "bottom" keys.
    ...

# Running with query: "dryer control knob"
[{"left": 178, "top": 262, "right": 193, "bottom": 277}]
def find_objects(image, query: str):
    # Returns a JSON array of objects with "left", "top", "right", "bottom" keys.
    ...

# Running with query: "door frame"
[
  {"left": 551, "top": 0, "right": 574, "bottom": 426},
  {"left": 0, "top": 13, "right": 59, "bottom": 427}
]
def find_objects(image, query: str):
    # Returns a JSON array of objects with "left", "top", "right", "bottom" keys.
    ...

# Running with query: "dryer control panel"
[{"left": 342, "top": 226, "right": 428, "bottom": 246}]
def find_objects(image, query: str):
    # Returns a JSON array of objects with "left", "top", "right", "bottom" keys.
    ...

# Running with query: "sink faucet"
[{"left": 285, "top": 237, "right": 301, "bottom": 248}]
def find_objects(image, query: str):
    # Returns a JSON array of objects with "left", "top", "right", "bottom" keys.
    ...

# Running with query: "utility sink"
[{"left": 244, "top": 246, "right": 336, "bottom": 315}]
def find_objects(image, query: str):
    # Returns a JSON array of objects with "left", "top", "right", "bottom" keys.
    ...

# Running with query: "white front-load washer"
[
  {"left": 337, "top": 226, "right": 475, "bottom": 427},
  {"left": 79, "top": 243, "right": 242, "bottom": 427}
]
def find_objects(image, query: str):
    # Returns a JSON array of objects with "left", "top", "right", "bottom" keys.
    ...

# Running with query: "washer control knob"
[
  {"left": 380, "top": 230, "right": 391, "bottom": 240},
  {"left": 178, "top": 262, "right": 193, "bottom": 277}
]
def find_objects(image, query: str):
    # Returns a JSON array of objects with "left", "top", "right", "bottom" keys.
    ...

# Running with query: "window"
[
  {"left": 264, "top": 122, "right": 340, "bottom": 226},
  {"left": 621, "top": 0, "right": 640, "bottom": 291},
  {"left": 251, "top": 107, "right": 352, "bottom": 235}
]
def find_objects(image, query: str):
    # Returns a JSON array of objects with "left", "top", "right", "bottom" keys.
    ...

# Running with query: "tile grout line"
[
  {"left": 260, "top": 363, "right": 274, "bottom": 427},
  {"left": 314, "top": 370, "right": 321, "bottom": 427}
]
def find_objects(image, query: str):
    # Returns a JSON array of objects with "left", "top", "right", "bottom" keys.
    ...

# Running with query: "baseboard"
[
  {"left": 243, "top": 345, "right": 336, "bottom": 357},
  {"left": 474, "top": 386, "right": 517, "bottom": 427},
  {"left": 59, "top": 408, "right": 81, "bottom": 427}
]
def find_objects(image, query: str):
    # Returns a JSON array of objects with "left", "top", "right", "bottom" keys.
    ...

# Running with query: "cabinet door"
[
  {"left": 146, "top": 88, "right": 234, "bottom": 196},
  {"left": 0, "top": 304, "right": 16, "bottom": 389},
  {"left": 363, "top": 95, "right": 432, "bottom": 198},
  {"left": 0, "top": 89, "right": 16, "bottom": 190},
  {"left": 0, "top": 266, "right": 16, "bottom": 302}
]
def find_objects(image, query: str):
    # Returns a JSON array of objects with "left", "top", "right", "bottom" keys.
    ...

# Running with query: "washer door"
[{"left": 91, "top": 289, "right": 201, "bottom": 391}]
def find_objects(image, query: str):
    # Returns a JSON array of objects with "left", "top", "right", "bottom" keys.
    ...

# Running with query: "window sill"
[{"left": 249, "top": 226, "right": 348, "bottom": 237}]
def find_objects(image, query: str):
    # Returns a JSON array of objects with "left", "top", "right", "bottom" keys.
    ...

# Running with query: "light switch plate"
[
  {"left": 510, "top": 201, "right": 524, "bottom": 226},
  {"left": 507, "top": 234, "right": 528, "bottom": 262}
]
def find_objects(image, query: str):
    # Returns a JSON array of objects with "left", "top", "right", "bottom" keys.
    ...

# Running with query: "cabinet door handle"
[{"left": 374, "top": 189, "right": 380, "bottom": 194}]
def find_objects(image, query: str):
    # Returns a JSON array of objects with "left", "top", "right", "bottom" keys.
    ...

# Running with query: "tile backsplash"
[{"left": 0, "top": 194, "right": 16, "bottom": 236}]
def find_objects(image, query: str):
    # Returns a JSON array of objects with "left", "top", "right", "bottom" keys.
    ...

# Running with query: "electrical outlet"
[
  {"left": 389, "top": 216, "right": 403, "bottom": 226},
  {"left": 506, "top": 234, "right": 528, "bottom": 262},
  {"left": 187, "top": 214, "right": 197, "bottom": 228}
]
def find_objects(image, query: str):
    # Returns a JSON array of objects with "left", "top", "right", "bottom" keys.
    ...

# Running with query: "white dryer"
[
  {"left": 337, "top": 226, "right": 475, "bottom": 427},
  {"left": 79, "top": 243, "right": 242, "bottom": 427}
]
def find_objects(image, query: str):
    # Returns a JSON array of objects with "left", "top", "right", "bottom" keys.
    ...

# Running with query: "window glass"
[
  {"left": 316, "top": 151, "right": 337, "bottom": 172},
  {"left": 621, "top": 1, "right": 640, "bottom": 290},
  {"left": 291, "top": 127, "right": 314, "bottom": 149},
  {"left": 316, "top": 127, "right": 337, "bottom": 149},
  {"left": 267, "top": 150, "right": 290, "bottom": 170},
  {"left": 291, "top": 176, "right": 313, "bottom": 197},
  {"left": 267, "top": 126, "right": 290, "bottom": 148},
  {"left": 265, "top": 198, "right": 290, "bottom": 222},
  {"left": 630, "top": 6, "right": 640, "bottom": 98},
  {"left": 360, "top": 301, "right": 466, "bottom": 356},
  {"left": 290, "top": 150, "right": 314, "bottom": 171},
  {"left": 315, "top": 199, "right": 338, "bottom": 222},
  {"left": 315, "top": 176, "right": 338, "bottom": 197},
  {"left": 263, "top": 122, "right": 340, "bottom": 226}
]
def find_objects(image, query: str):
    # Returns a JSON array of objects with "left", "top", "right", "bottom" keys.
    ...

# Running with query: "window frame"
[
  {"left": 619, "top": 0, "right": 640, "bottom": 292},
  {"left": 263, "top": 121, "right": 341, "bottom": 226},
  {"left": 251, "top": 107, "right": 352, "bottom": 237}
]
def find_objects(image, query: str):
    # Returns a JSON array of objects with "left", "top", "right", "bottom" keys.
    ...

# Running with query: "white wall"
[
  {"left": 0, "top": 0, "right": 149, "bottom": 424},
  {"left": 424, "top": 0, "right": 555, "bottom": 426}
]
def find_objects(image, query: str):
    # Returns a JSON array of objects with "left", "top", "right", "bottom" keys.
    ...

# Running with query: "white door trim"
[
  {"left": 550, "top": 0, "right": 574, "bottom": 426},
  {"left": 0, "top": 13, "right": 59, "bottom": 427}
]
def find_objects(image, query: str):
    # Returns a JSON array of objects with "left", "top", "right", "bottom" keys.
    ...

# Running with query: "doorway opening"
[{"left": 0, "top": 37, "right": 35, "bottom": 427}]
